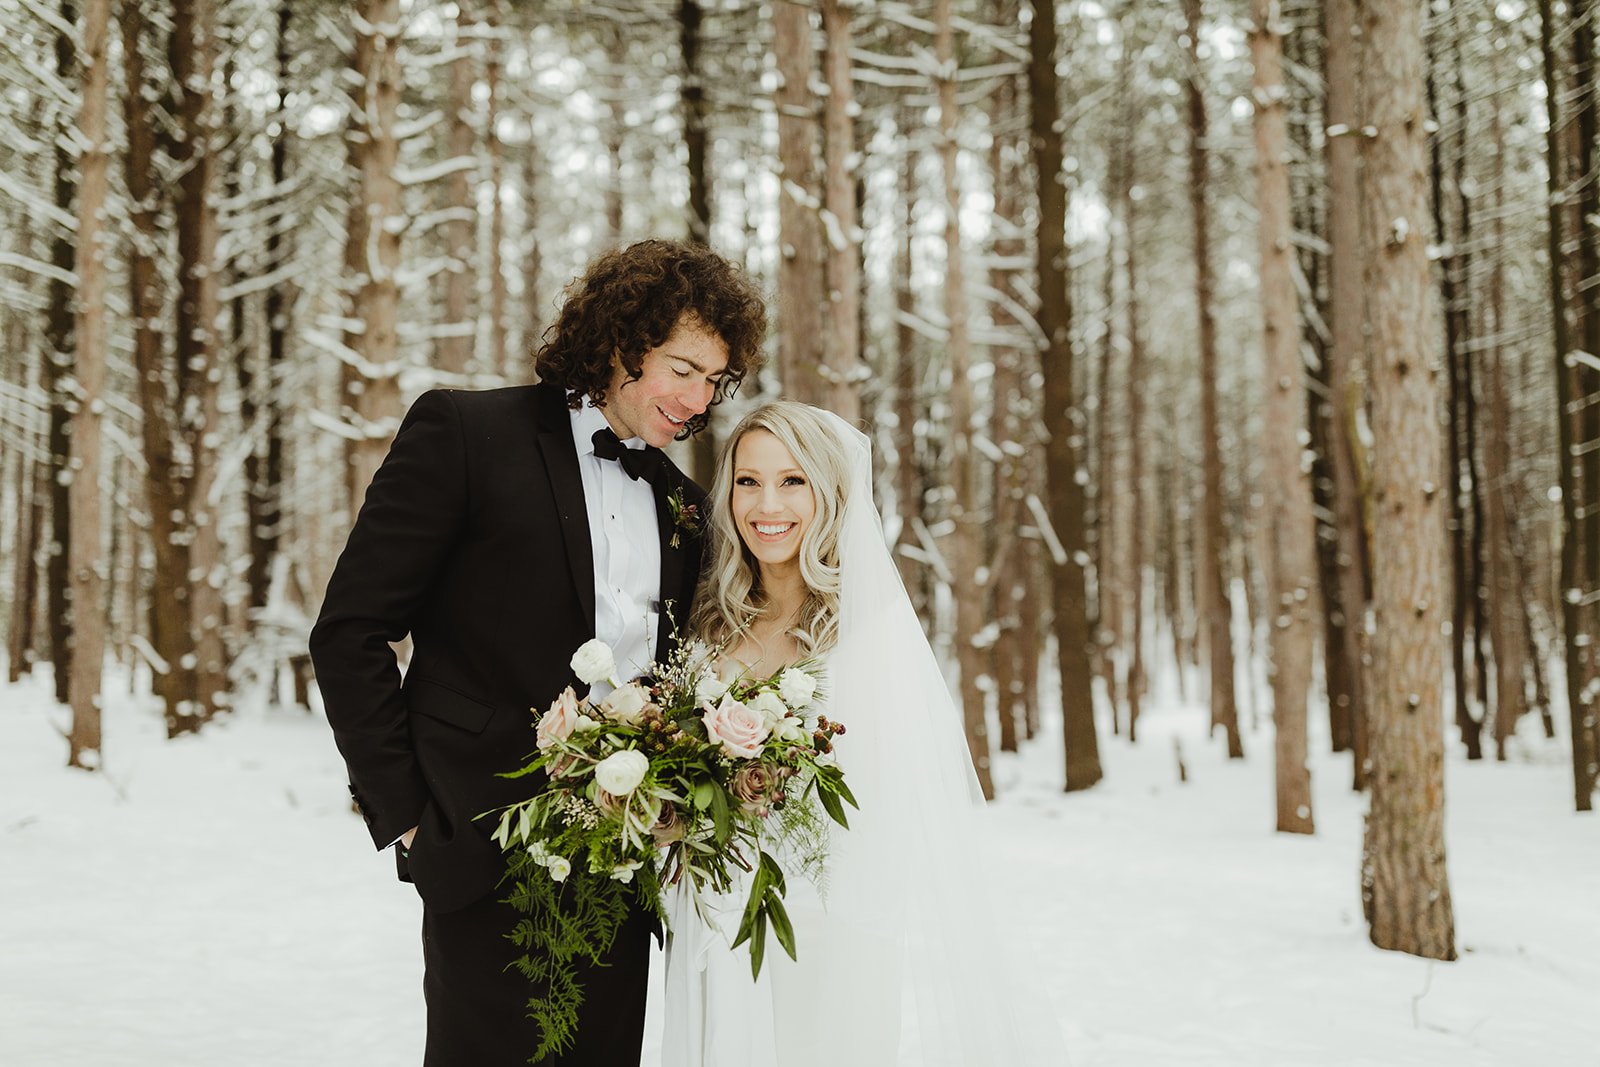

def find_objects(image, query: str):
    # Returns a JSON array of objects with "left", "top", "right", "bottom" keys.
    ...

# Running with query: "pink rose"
[
  {"left": 730, "top": 763, "right": 778, "bottom": 812},
  {"left": 702, "top": 694, "right": 772, "bottom": 759},
  {"left": 594, "top": 788, "right": 625, "bottom": 819},
  {"left": 536, "top": 687, "right": 581, "bottom": 750},
  {"left": 652, "top": 803, "right": 686, "bottom": 846}
]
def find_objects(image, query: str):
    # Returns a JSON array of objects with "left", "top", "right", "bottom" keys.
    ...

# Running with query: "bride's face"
[{"left": 730, "top": 429, "right": 816, "bottom": 570}]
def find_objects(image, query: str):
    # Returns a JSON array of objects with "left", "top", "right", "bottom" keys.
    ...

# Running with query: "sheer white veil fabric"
[{"left": 774, "top": 408, "right": 1062, "bottom": 1066}]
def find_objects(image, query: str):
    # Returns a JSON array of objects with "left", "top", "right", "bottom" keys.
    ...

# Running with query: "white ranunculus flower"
[
  {"left": 600, "top": 682, "right": 650, "bottom": 726},
  {"left": 695, "top": 672, "right": 729, "bottom": 705},
  {"left": 546, "top": 856, "right": 572, "bottom": 882},
  {"left": 747, "top": 690, "right": 787, "bottom": 727},
  {"left": 778, "top": 668, "right": 816, "bottom": 708},
  {"left": 570, "top": 639, "right": 618, "bottom": 685},
  {"left": 593, "top": 749, "right": 651, "bottom": 795}
]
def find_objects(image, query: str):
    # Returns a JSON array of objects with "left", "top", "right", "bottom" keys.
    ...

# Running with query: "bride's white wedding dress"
[{"left": 661, "top": 411, "right": 1060, "bottom": 1067}]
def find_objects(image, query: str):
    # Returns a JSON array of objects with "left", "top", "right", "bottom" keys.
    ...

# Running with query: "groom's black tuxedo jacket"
[{"left": 310, "top": 382, "right": 705, "bottom": 914}]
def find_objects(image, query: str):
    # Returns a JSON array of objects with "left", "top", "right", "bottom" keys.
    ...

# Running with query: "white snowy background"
[{"left": 2, "top": 657, "right": 1596, "bottom": 1067}]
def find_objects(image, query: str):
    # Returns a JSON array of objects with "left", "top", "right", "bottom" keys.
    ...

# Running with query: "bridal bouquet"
[{"left": 484, "top": 637, "right": 855, "bottom": 1059}]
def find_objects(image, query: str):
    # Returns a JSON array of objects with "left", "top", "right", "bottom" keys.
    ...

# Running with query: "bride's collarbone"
[{"left": 725, "top": 630, "right": 799, "bottom": 683}]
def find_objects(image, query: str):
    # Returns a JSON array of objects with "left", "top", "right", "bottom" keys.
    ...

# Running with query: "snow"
[{"left": 2, "top": 663, "right": 1596, "bottom": 1066}]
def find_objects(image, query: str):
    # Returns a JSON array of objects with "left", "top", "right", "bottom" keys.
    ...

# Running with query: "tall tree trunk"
[
  {"left": 1186, "top": 0, "right": 1242, "bottom": 759},
  {"left": 438, "top": 0, "right": 477, "bottom": 377},
  {"left": 604, "top": 24, "right": 626, "bottom": 241},
  {"left": 1567, "top": 0, "right": 1600, "bottom": 810},
  {"left": 521, "top": 137, "right": 543, "bottom": 381},
  {"left": 1360, "top": 0, "right": 1457, "bottom": 959},
  {"left": 1093, "top": 225, "right": 1120, "bottom": 730},
  {"left": 123, "top": 0, "right": 196, "bottom": 732},
  {"left": 680, "top": 0, "right": 716, "bottom": 486},
  {"left": 893, "top": 110, "right": 923, "bottom": 611},
  {"left": 774, "top": 1, "right": 826, "bottom": 405},
  {"left": 255, "top": 0, "right": 292, "bottom": 628},
  {"left": 1324, "top": 0, "right": 1371, "bottom": 789},
  {"left": 174, "top": 0, "right": 227, "bottom": 722},
  {"left": 45, "top": 0, "right": 77, "bottom": 707},
  {"left": 346, "top": 0, "right": 405, "bottom": 512},
  {"left": 1030, "top": 0, "right": 1101, "bottom": 792},
  {"left": 935, "top": 0, "right": 992, "bottom": 799},
  {"left": 990, "top": 17, "right": 1024, "bottom": 755},
  {"left": 484, "top": 0, "right": 507, "bottom": 379},
  {"left": 1115, "top": 27, "right": 1146, "bottom": 741},
  {"left": 6, "top": 220, "right": 42, "bottom": 683},
  {"left": 1484, "top": 44, "right": 1525, "bottom": 759},
  {"left": 67, "top": 0, "right": 111, "bottom": 769},
  {"left": 820, "top": 0, "right": 860, "bottom": 422},
  {"left": 1252, "top": 0, "right": 1315, "bottom": 835}
]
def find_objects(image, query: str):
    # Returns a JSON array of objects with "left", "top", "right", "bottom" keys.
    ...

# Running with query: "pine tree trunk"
[
  {"left": 604, "top": 25, "right": 626, "bottom": 241},
  {"left": 67, "top": 0, "right": 111, "bottom": 769},
  {"left": 174, "top": 0, "right": 227, "bottom": 722},
  {"left": 45, "top": 0, "right": 77, "bottom": 707},
  {"left": 1186, "top": 0, "right": 1242, "bottom": 759},
  {"left": 1565, "top": 0, "right": 1600, "bottom": 810},
  {"left": 485, "top": 0, "right": 507, "bottom": 379},
  {"left": 346, "top": 0, "right": 405, "bottom": 512},
  {"left": 1093, "top": 237, "right": 1120, "bottom": 731},
  {"left": 1325, "top": 0, "right": 1372, "bottom": 791},
  {"left": 256, "top": 0, "right": 292, "bottom": 627},
  {"left": 680, "top": 0, "right": 715, "bottom": 487},
  {"left": 6, "top": 224, "right": 42, "bottom": 683},
  {"left": 894, "top": 111, "right": 923, "bottom": 610},
  {"left": 935, "top": 0, "right": 992, "bottom": 799},
  {"left": 820, "top": 0, "right": 860, "bottom": 421},
  {"left": 123, "top": 0, "right": 196, "bottom": 732},
  {"left": 1360, "top": 0, "right": 1457, "bottom": 959},
  {"left": 773, "top": 1, "right": 826, "bottom": 405},
  {"left": 438, "top": 0, "right": 476, "bottom": 377},
  {"left": 1029, "top": 0, "right": 1101, "bottom": 792},
  {"left": 1120, "top": 71, "right": 1147, "bottom": 743},
  {"left": 1252, "top": 0, "right": 1315, "bottom": 835}
]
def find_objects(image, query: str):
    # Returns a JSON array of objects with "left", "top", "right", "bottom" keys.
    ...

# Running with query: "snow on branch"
[
  {"left": 0, "top": 168, "right": 76, "bottom": 231},
  {"left": 396, "top": 155, "right": 478, "bottom": 186},
  {"left": 1024, "top": 493, "right": 1069, "bottom": 567},
  {"left": 910, "top": 516, "right": 955, "bottom": 585},
  {"left": 0, "top": 251, "right": 76, "bottom": 288},
  {"left": 892, "top": 307, "right": 949, "bottom": 344}
]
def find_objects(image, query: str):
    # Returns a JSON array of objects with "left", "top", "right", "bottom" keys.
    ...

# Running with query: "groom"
[{"left": 309, "top": 239, "right": 767, "bottom": 1065}]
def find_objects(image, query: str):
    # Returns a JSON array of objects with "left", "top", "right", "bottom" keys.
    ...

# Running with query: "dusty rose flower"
[
  {"left": 702, "top": 694, "right": 771, "bottom": 759},
  {"left": 730, "top": 762, "right": 779, "bottom": 812},
  {"left": 652, "top": 802, "right": 686, "bottom": 846},
  {"left": 594, "top": 788, "right": 625, "bottom": 819},
  {"left": 536, "top": 687, "right": 582, "bottom": 750}
]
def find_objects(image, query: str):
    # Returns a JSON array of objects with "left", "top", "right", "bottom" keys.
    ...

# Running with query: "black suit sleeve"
[{"left": 309, "top": 390, "right": 468, "bottom": 850}]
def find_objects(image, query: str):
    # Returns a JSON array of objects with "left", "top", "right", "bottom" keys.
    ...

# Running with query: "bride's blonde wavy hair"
[{"left": 689, "top": 402, "right": 850, "bottom": 660}]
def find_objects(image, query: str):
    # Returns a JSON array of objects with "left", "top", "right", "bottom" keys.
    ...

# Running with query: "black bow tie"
[{"left": 592, "top": 427, "right": 664, "bottom": 484}]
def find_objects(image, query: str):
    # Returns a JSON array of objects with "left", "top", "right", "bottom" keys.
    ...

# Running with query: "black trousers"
[{"left": 420, "top": 891, "right": 653, "bottom": 1067}]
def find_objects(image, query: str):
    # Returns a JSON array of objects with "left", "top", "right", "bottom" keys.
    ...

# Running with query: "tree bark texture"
[
  {"left": 45, "top": 0, "right": 77, "bottom": 707},
  {"left": 820, "top": 0, "right": 860, "bottom": 422},
  {"left": 1252, "top": 0, "right": 1315, "bottom": 835},
  {"left": 438, "top": 0, "right": 477, "bottom": 377},
  {"left": 346, "top": 0, "right": 405, "bottom": 514},
  {"left": 1323, "top": 0, "right": 1371, "bottom": 790},
  {"left": 1185, "top": 0, "right": 1242, "bottom": 760},
  {"left": 1359, "top": 0, "right": 1458, "bottom": 960},
  {"left": 774, "top": 1, "right": 826, "bottom": 406},
  {"left": 173, "top": 0, "right": 227, "bottom": 721},
  {"left": 935, "top": 0, "right": 993, "bottom": 800},
  {"left": 67, "top": 0, "right": 111, "bottom": 768},
  {"left": 1029, "top": 0, "right": 1101, "bottom": 791}
]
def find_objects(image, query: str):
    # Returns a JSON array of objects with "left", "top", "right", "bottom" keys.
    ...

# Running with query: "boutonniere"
[{"left": 666, "top": 487, "right": 700, "bottom": 550}]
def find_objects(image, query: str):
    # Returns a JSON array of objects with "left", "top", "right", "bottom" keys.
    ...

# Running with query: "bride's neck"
[{"left": 755, "top": 562, "right": 806, "bottom": 631}]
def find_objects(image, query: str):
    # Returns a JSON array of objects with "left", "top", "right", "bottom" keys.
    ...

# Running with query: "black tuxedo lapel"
[
  {"left": 534, "top": 384, "right": 596, "bottom": 635},
  {"left": 653, "top": 466, "right": 694, "bottom": 663}
]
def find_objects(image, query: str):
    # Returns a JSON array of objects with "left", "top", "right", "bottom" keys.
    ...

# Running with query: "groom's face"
[{"left": 603, "top": 314, "right": 730, "bottom": 447}]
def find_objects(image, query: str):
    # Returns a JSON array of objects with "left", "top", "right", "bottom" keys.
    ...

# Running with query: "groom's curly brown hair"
[{"left": 534, "top": 239, "right": 768, "bottom": 439}]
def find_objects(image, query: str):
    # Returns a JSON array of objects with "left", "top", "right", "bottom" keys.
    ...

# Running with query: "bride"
[{"left": 661, "top": 402, "right": 1055, "bottom": 1066}]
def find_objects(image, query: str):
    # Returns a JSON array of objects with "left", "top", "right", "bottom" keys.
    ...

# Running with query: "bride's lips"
[{"left": 749, "top": 521, "right": 796, "bottom": 543}]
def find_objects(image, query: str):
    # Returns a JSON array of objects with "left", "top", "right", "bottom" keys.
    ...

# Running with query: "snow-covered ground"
[{"left": 2, "top": 662, "right": 1595, "bottom": 1066}]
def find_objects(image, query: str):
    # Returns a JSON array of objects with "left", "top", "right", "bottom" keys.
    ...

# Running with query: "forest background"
[{"left": 0, "top": 0, "right": 1594, "bottom": 976}]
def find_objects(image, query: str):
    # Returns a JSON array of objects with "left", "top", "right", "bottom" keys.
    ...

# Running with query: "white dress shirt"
[{"left": 569, "top": 397, "right": 662, "bottom": 695}]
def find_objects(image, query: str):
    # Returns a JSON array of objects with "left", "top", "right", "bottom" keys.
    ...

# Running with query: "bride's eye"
[
  {"left": 782, "top": 476, "right": 807, "bottom": 487},
  {"left": 735, "top": 476, "right": 758, "bottom": 487}
]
